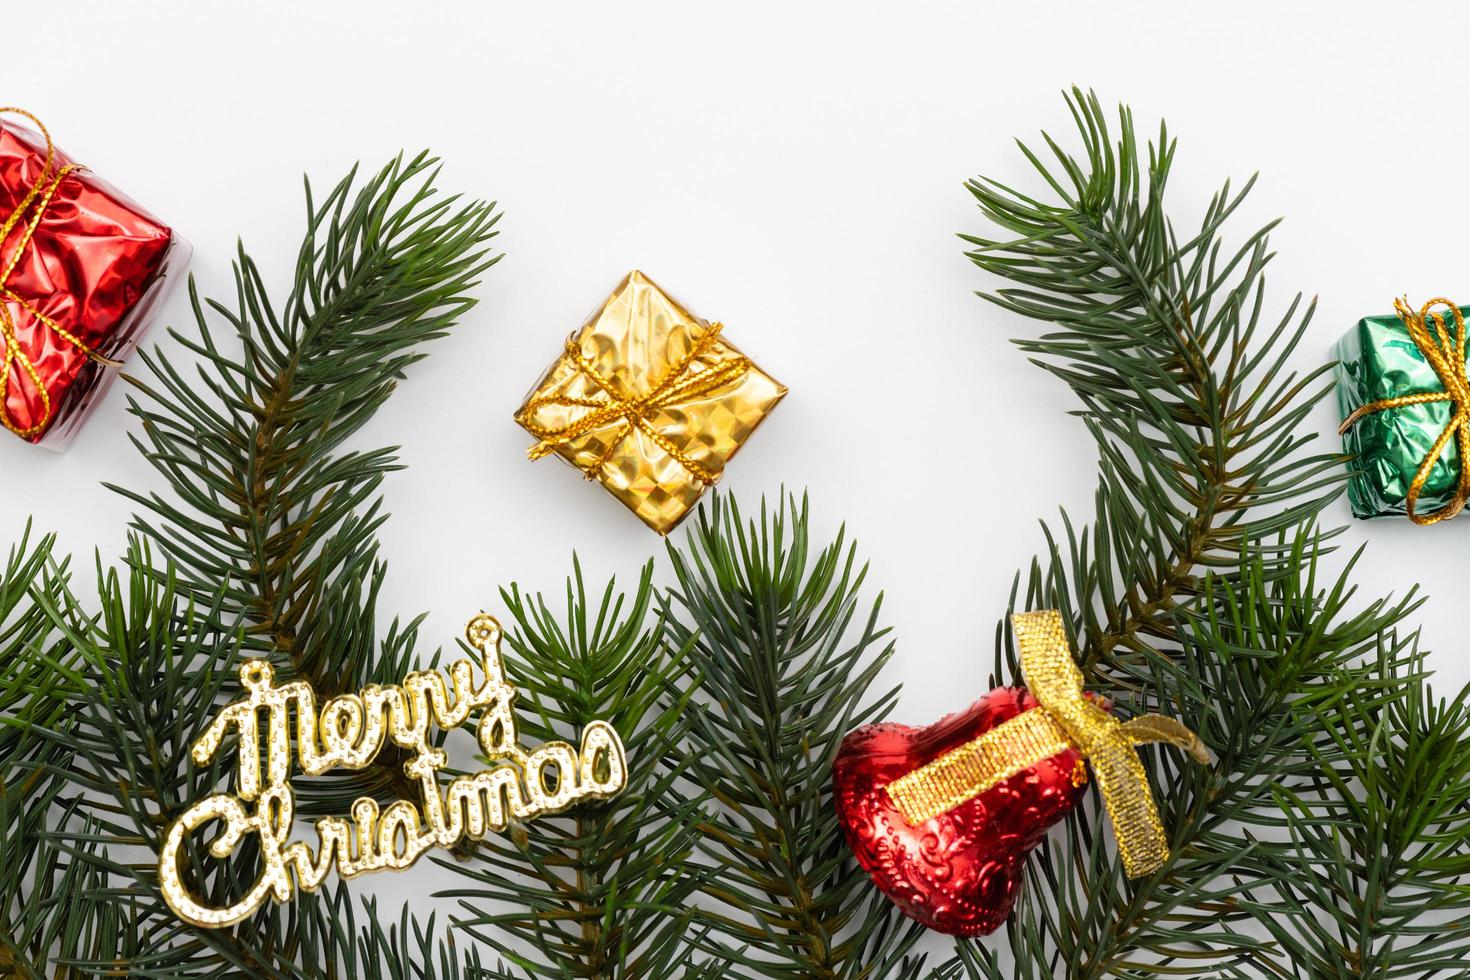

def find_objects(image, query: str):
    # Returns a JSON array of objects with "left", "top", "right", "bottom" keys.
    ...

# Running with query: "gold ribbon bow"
[
  {"left": 1337, "top": 297, "right": 1470, "bottom": 526},
  {"left": 522, "top": 322, "right": 749, "bottom": 485},
  {"left": 0, "top": 107, "right": 114, "bottom": 438},
  {"left": 884, "top": 610, "right": 1210, "bottom": 879}
]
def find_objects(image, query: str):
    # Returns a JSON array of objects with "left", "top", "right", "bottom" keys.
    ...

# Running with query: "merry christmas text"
[{"left": 158, "top": 614, "right": 627, "bottom": 928}]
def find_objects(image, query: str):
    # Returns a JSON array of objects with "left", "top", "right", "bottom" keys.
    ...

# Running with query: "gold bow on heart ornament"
[{"left": 885, "top": 610, "right": 1211, "bottom": 878}]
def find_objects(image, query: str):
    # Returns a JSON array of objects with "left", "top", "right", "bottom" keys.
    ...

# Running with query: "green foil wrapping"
[{"left": 1334, "top": 308, "right": 1470, "bottom": 519}]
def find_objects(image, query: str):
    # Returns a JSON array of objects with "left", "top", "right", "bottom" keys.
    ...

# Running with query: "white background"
[{"left": 7, "top": 1, "right": 1470, "bottom": 970}]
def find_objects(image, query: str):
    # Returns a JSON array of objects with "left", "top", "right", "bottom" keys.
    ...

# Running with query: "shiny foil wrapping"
[
  {"left": 832, "top": 688, "right": 1088, "bottom": 936},
  {"left": 0, "top": 117, "right": 186, "bottom": 447},
  {"left": 515, "top": 271, "right": 786, "bottom": 534},
  {"left": 1334, "top": 309, "right": 1470, "bottom": 518}
]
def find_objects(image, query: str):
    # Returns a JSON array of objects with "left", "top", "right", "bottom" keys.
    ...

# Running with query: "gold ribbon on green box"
[{"left": 1335, "top": 297, "right": 1470, "bottom": 525}]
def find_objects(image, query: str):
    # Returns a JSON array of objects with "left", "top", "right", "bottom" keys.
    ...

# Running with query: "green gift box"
[{"left": 1334, "top": 300, "right": 1470, "bottom": 522}]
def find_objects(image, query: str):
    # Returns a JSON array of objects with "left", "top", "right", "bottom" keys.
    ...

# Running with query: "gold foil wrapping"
[{"left": 515, "top": 271, "right": 786, "bottom": 534}]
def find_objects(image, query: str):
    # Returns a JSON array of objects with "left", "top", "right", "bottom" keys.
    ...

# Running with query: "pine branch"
[
  {"left": 109, "top": 152, "right": 501, "bottom": 814},
  {"left": 663, "top": 493, "right": 928, "bottom": 980},
  {"left": 2, "top": 153, "right": 502, "bottom": 977},
  {"left": 961, "top": 89, "right": 1341, "bottom": 690},
  {"left": 946, "top": 88, "right": 1441, "bottom": 978},
  {"left": 434, "top": 559, "right": 707, "bottom": 980}
]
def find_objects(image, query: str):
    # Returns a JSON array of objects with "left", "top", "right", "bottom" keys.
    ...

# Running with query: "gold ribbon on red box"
[{"left": 0, "top": 107, "right": 174, "bottom": 442}]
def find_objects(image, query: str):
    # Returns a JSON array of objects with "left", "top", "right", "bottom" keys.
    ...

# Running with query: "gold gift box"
[{"left": 514, "top": 271, "right": 787, "bottom": 534}]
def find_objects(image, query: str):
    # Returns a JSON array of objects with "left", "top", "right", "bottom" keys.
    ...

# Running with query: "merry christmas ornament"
[
  {"left": 159, "top": 614, "right": 628, "bottom": 928},
  {"left": 832, "top": 610, "right": 1210, "bottom": 936}
]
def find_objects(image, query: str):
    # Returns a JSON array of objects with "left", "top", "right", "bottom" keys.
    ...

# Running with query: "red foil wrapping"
[
  {"left": 832, "top": 687, "right": 1089, "bottom": 936},
  {"left": 0, "top": 112, "right": 183, "bottom": 447}
]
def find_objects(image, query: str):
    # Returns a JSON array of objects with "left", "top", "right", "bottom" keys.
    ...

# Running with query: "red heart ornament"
[{"left": 832, "top": 687, "right": 1091, "bottom": 936}]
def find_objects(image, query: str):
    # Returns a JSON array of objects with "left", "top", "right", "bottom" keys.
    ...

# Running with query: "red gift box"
[{"left": 0, "top": 108, "right": 186, "bottom": 447}]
